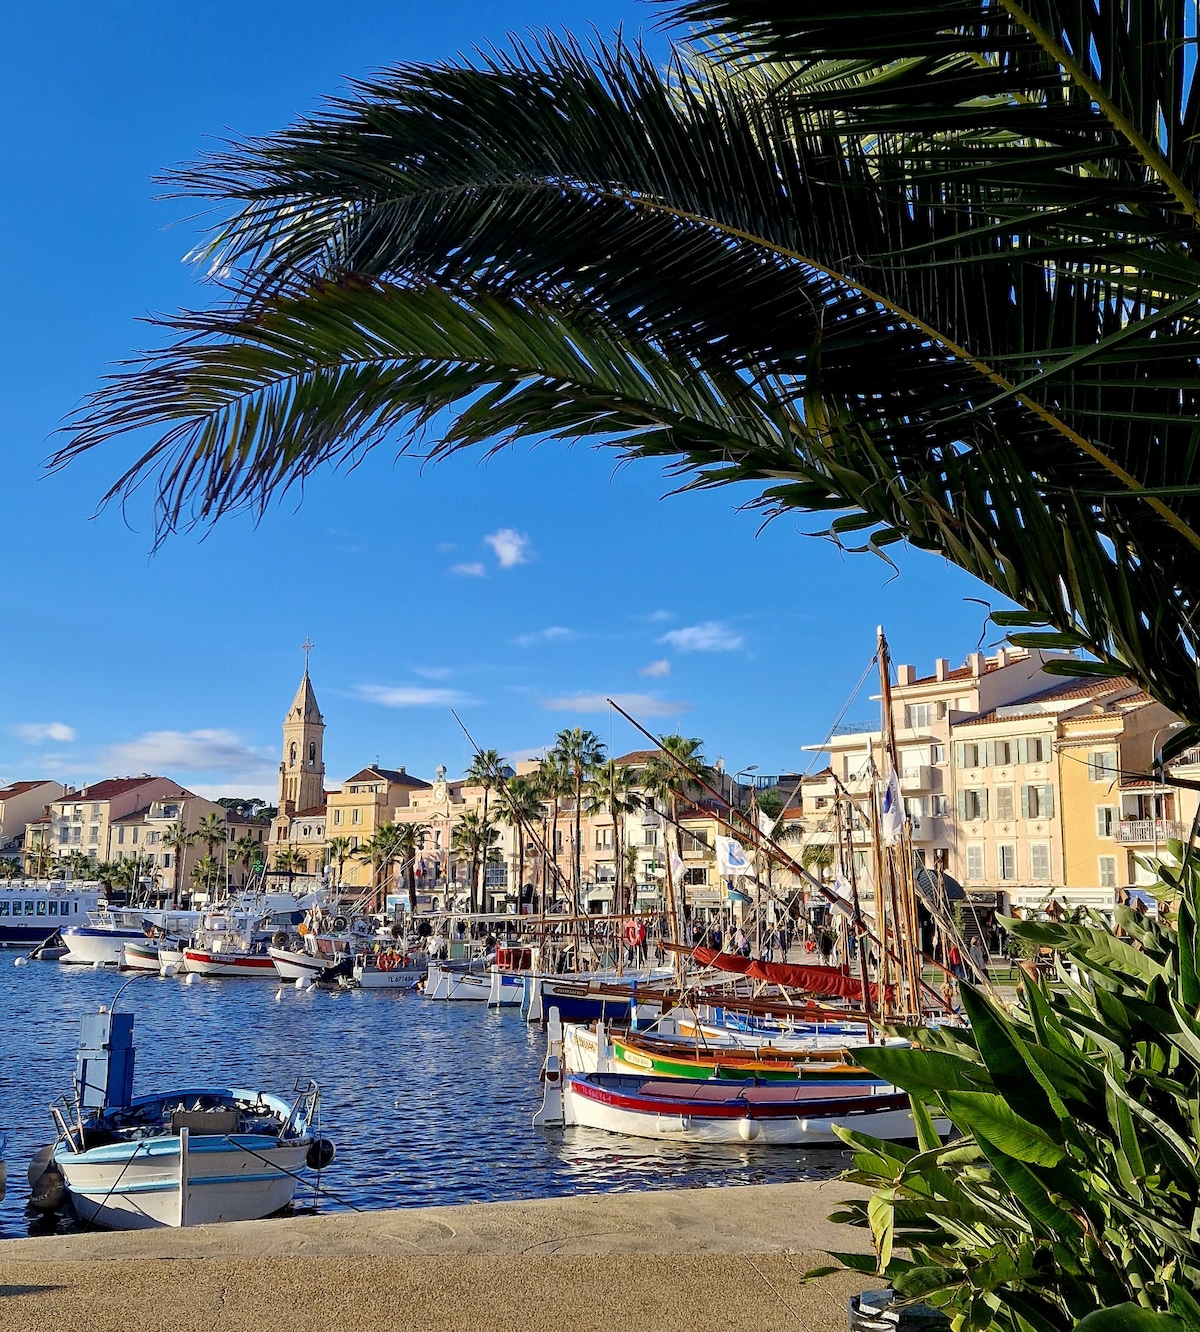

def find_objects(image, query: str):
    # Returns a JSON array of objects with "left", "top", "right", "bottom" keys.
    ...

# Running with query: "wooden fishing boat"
[
  {"left": 352, "top": 950, "right": 428, "bottom": 990},
  {"left": 607, "top": 1029, "right": 881, "bottom": 1082},
  {"left": 183, "top": 946, "right": 277, "bottom": 978},
  {"left": 545, "top": 1070, "right": 916, "bottom": 1144}
]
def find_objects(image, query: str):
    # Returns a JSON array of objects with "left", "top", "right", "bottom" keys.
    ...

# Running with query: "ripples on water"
[{"left": 0, "top": 959, "right": 847, "bottom": 1238}]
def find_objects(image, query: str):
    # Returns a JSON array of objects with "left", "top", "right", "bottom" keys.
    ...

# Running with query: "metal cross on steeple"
[{"left": 301, "top": 637, "right": 315, "bottom": 674}]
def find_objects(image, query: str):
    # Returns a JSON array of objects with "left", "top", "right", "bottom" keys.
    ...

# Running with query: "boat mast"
[
  {"left": 837, "top": 789, "right": 875, "bottom": 1043},
  {"left": 876, "top": 626, "right": 923, "bottom": 1021}
]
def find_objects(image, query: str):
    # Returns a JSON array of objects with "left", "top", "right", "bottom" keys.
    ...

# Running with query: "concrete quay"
[{"left": 0, "top": 1180, "right": 875, "bottom": 1331}]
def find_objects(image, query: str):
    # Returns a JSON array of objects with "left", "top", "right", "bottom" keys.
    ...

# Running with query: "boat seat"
[
  {"left": 171, "top": 1109, "right": 241, "bottom": 1135},
  {"left": 740, "top": 1084, "right": 873, "bottom": 1105}
]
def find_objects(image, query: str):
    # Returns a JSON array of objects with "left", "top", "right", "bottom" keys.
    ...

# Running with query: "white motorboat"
[
  {"left": 351, "top": 950, "right": 428, "bottom": 990},
  {"left": 45, "top": 1008, "right": 333, "bottom": 1229},
  {"left": 424, "top": 960, "right": 521, "bottom": 1003},
  {"left": 63, "top": 909, "right": 203, "bottom": 966}
]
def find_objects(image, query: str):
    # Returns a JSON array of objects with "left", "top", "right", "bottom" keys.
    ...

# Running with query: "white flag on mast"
[
  {"left": 715, "top": 835, "right": 750, "bottom": 877},
  {"left": 757, "top": 808, "right": 777, "bottom": 838},
  {"left": 880, "top": 769, "right": 905, "bottom": 846}
]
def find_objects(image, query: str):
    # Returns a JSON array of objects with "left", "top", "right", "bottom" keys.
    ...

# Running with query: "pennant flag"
[
  {"left": 757, "top": 808, "right": 777, "bottom": 838},
  {"left": 715, "top": 835, "right": 750, "bottom": 877},
  {"left": 880, "top": 770, "right": 905, "bottom": 846}
]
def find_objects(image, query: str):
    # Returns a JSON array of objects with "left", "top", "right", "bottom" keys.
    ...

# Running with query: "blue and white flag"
[
  {"left": 715, "top": 835, "right": 750, "bottom": 878},
  {"left": 880, "top": 770, "right": 905, "bottom": 846}
]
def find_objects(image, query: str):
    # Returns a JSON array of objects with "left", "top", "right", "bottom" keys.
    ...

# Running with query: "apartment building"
[
  {"left": 321, "top": 765, "right": 433, "bottom": 890},
  {"left": 0, "top": 780, "right": 64, "bottom": 860},
  {"left": 26, "top": 776, "right": 186, "bottom": 867},
  {"left": 800, "top": 646, "right": 1071, "bottom": 890}
]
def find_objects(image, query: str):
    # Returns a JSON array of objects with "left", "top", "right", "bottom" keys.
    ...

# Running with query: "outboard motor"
[{"left": 76, "top": 1009, "right": 136, "bottom": 1113}]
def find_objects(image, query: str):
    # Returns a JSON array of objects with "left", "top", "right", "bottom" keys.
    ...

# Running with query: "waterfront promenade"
[{"left": 0, "top": 1180, "right": 871, "bottom": 1330}]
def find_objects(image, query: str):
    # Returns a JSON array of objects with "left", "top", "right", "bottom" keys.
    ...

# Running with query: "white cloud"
[
  {"left": 11, "top": 721, "right": 77, "bottom": 744},
  {"left": 412, "top": 666, "right": 454, "bottom": 680},
  {"left": 356, "top": 684, "right": 474, "bottom": 708},
  {"left": 484, "top": 527, "right": 533, "bottom": 569},
  {"left": 512, "top": 626, "right": 573, "bottom": 649},
  {"left": 659, "top": 621, "right": 744, "bottom": 653},
  {"left": 450, "top": 562, "right": 486, "bottom": 577},
  {"left": 541, "top": 692, "right": 690, "bottom": 718},
  {"left": 640, "top": 659, "right": 671, "bottom": 678},
  {"left": 101, "top": 729, "right": 269, "bottom": 776}
]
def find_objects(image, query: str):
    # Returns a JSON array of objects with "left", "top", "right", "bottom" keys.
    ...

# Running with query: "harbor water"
[{"left": 0, "top": 958, "right": 846, "bottom": 1239}]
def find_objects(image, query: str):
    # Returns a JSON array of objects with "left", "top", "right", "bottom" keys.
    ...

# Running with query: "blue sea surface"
[{"left": 0, "top": 958, "right": 845, "bottom": 1238}]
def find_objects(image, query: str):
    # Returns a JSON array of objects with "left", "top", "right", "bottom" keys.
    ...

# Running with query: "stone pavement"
[{"left": 0, "top": 1181, "right": 874, "bottom": 1331}]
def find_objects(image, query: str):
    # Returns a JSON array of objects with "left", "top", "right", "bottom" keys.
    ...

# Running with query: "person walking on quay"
[
  {"left": 948, "top": 941, "right": 963, "bottom": 979},
  {"left": 968, "top": 936, "right": 989, "bottom": 982}
]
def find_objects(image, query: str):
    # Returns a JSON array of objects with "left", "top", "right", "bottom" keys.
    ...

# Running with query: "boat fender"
[
  {"left": 737, "top": 1117, "right": 761, "bottom": 1142},
  {"left": 272, "top": 931, "right": 289, "bottom": 948},
  {"left": 379, "top": 952, "right": 395, "bottom": 973},
  {"left": 306, "top": 1139, "right": 336, "bottom": 1171},
  {"left": 28, "top": 1151, "right": 66, "bottom": 1212}
]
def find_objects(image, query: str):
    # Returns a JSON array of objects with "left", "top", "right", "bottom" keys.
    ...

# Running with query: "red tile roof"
[
  {"left": 954, "top": 677, "right": 1138, "bottom": 726},
  {"left": 0, "top": 780, "right": 55, "bottom": 801},
  {"left": 613, "top": 749, "right": 664, "bottom": 765},
  {"left": 54, "top": 777, "right": 177, "bottom": 804},
  {"left": 293, "top": 805, "right": 328, "bottom": 818},
  {"left": 343, "top": 766, "right": 431, "bottom": 789}
]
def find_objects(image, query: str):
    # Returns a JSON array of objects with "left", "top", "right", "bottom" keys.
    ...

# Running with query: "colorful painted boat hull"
[{"left": 562, "top": 1072, "right": 919, "bottom": 1145}]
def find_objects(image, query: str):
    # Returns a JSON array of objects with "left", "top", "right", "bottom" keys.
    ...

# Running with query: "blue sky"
[{"left": 0, "top": 1, "right": 1012, "bottom": 802}]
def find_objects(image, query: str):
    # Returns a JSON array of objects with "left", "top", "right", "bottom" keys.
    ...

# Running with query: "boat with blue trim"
[{"left": 44, "top": 1006, "right": 332, "bottom": 1229}]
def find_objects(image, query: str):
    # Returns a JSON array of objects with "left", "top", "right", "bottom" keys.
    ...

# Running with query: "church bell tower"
[{"left": 279, "top": 640, "right": 325, "bottom": 814}]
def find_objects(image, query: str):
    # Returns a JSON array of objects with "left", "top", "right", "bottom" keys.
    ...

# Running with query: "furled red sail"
[{"left": 691, "top": 945, "right": 885, "bottom": 1003}]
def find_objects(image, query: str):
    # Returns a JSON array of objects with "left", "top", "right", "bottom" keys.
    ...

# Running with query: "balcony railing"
[{"left": 1116, "top": 818, "right": 1185, "bottom": 844}]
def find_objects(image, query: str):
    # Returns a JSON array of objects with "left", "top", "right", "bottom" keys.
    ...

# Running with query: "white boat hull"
[
  {"left": 62, "top": 928, "right": 143, "bottom": 966},
  {"left": 564, "top": 1086, "right": 918, "bottom": 1144},
  {"left": 121, "top": 942, "right": 162, "bottom": 973},
  {"left": 59, "top": 1135, "right": 310, "bottom": 1229},
  {"left": 353, "top": 963, "right": 426, "bottom": 989},
  {"left": 183, "top": 949, "right": 278, "bottom": 979},
  {"left": 269, "top": 947, "right": 332, "bottom": 982}
]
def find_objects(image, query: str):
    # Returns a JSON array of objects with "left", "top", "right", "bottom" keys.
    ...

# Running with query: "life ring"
[
  {"left": 804, "top": 939, "right": 817, "bottom": 953},
  {"left": 378, "top": 951, "right": 395, "bottom": 972},
  {"left": 624, "top": 920, "right": 639, "bottom": 948},
  {"left": 332, "top": 916, "right": 347, "bottom": 932}
]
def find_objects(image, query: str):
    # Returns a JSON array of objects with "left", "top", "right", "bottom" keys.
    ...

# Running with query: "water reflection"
[{"left": 0, "top": 960, "right": 848, "bottom": 1238}]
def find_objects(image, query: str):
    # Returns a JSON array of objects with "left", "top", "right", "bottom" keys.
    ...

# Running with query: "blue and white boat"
[
  {"left": 48, "top": 1007, "right": 333, "bottom": 1229},
  {"left": 0, "top": 881, "right": 102, "bottom": 947}
]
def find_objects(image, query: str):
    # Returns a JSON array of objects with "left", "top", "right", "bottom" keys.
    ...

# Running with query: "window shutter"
[
  {"left": 1087, "top": 752, "right": 1099, "bottom": 781},
  {"left": 980, "top": 789, "right": 989, "bottom": 818},
  {"left": 956, "top": 790, "right": 966, "bottom": 820},
  {"left": 1020, "top": 786, "right": 1030, "bottom": 819},
  {"left": 1016, "top": 737, "right": 1027, "bottom": 764},
  {"left": 1096, "top": 807, "right": 1106, "bottom": 837},
  {"left": 1042, "top": 785, "right": 1054, "bottom": 818},
  {"left": 984, "top": 740, "right": 995, "bottom": 767},
  {"left": 956, "top": 744, "right": 965, "bottom": 769}
]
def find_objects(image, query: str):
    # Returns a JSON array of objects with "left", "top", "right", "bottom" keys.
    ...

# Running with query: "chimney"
[
  {"left": 935, "top": 658, "right": 949, "bottom": 681},
  {"left": 897, "top": 664, "right": 916, "bottom": 685},
  {"left": 969, "top": 652, "right": 984, "bottom": 676},
  {"left": 995, "top": 647, "right": 1009, "bottom": 668},
  {"left": 398, "top": 765, "right": 406, "bottom": 775}
]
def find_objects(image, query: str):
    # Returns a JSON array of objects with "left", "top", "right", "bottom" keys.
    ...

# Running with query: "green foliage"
[
  {"left": 53, "top": 0, "right": 1200, "bottom": 726},
  {"left": 831, "top": 868, "right": 1200, "bottom": 1330}
]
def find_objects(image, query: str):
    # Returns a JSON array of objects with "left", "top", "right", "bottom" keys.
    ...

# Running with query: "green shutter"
[
  {"left": 1020, "top": 786, "right": 1030, "bottom": 818},
  {"left": 1042, "top": 786, "right": 1054, "bottom": 818}
]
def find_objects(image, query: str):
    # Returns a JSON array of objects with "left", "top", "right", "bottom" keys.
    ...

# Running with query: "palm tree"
[
  {"left": 195, "top": 811, "right": 227, "bottom": 863},
  {"left": 162, "top": 821, "right": 197, "bottom": 907},
  {"left": 191, "top": 854, "right": 222, "bottom": 896},
  {"left": 534, "top": 758, "right": 569, "bottom": 909},
  {"left": 549, "top": 729, "right": 606, "bottom": 910},
  {"left": 464, "top": 749, "right": 505, "bottom": 915},
  {"left": 352, "top": 822, "right": 406, "bottom": 911},
  {"left": 325, "top": 835, "right": 354, "bottom": 889},
  {"left": 501, "top": 773, "right": 545, "bottom": 913},
  {"left": 393, "top": 821, "right": 431, "bottom": 917},
  {"left": 450, "top": 810, "right": 500, "bottom": 914},
  {"left": 0, "top": 858, "right": 21, "bottom": 881},
  {"left": 56, "top": 4, "right": 1200, "bottom": 741},
  {"left": 583, "top": 759, "right": 638, "bottom": 915},
  {"left": 25, "top": 839, "right": 56, "bottom": 880},
  {"left": 230, "top": 834, "right": 262, "bottom": 888},
  {"left": 639, "top": 736, "right": 715, "bottom": 939},
  {"left": 65, "top": 849, "right": 97, "bottom": 882}
]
